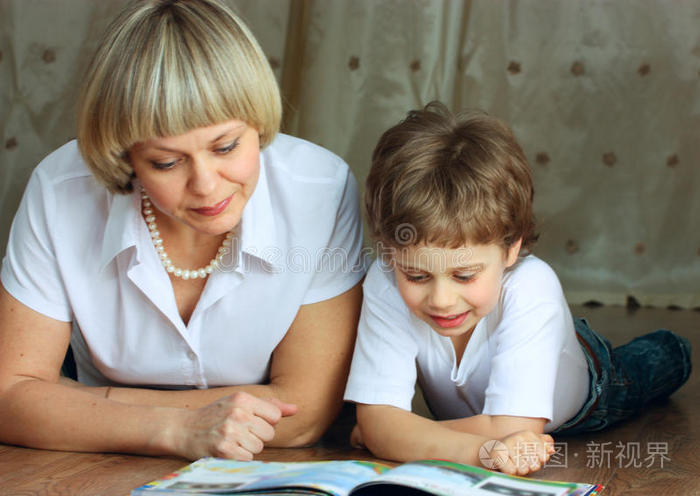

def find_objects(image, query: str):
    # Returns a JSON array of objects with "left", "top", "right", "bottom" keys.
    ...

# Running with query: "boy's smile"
[
  {"left": 430, "top": 311, "right": 470, "bottom": 329},
  {"left": 393, "top": 241, "right": 521, "bottom": 342}
]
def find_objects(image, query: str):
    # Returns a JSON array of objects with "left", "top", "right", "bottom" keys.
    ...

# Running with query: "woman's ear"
[{"left": 505, "top": 238, "right": 522, "bottom": 267}]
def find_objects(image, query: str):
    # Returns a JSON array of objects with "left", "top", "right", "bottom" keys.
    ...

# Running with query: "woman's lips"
[
  {"left": 191, "top": 196, "right": 232, "bottom": 216},
  {"left": 430, "top": 311, "right": 469, "bottom": 329}
]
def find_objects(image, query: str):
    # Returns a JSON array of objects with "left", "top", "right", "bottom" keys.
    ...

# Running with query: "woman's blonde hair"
[
  {"left": 366, "top": 102, "right": 538, "bottom": 254},
  {"left": 77, "top": 0, "right": 281, "bottom": 193}
]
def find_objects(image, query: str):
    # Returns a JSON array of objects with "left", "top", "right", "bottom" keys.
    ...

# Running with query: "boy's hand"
[
  {"left": 172, "top": 392, "right": 297, "bottom": 460},
  {"left": 480, "top": 431, "right": 554, "bottom": 476}
]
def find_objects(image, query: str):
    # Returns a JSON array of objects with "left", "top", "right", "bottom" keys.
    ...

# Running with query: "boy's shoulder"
[
  {"left": 507, "top": 254, "right": 558, "bottom": 278},
  {"left": 364, "top": 257, "right": 397, "bottom": 292},
  {"left": 502, "top": 255, "right": 565, "bottom": 303},
  {"left": 360, "top": 258, "right": 423, "bottom": 339},
  {"left": 363, "top": 258, "right": 410, "bottom": 306}
]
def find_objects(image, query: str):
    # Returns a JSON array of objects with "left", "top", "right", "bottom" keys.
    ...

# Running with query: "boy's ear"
[{"left": 505, "top": 238, "right": 522, "bottom": 267}]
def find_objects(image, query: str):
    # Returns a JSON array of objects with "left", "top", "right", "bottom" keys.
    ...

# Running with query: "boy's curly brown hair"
[{"left": 366, "top": 101, "right": 538, "bottom": 254}]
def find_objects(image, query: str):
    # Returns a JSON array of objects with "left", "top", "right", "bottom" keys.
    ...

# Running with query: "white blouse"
[{"left": 2, "top": 134, "right": 367, "bottom": 387}]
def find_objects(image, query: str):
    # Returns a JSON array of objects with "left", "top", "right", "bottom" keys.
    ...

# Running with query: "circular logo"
[
  {"left": 478, "top": 439, "right": 508, "bottom": 469},
  {"left": 394, "top": 223, "right": 417, "bottom": 246}
]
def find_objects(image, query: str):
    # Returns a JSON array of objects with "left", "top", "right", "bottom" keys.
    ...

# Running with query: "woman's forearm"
[
  {"left": 105, "top": 381, "right": 335, "bottom": 447},
  {"left": 0, "top": 377, "right": 294, "bottom": 460},
  {"left": 0, "top": 378, "right": 182, "bottom": 456}
]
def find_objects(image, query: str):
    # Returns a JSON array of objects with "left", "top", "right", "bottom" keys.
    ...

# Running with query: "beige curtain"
[{"left": 1, "top": 0, "right": 698, "bottom": 308}]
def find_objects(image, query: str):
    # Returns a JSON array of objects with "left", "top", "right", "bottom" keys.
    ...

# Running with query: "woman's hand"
[
  {"left": 173, "top": 392, "right": 297, "bottom": 460},
  {"left": 482, "top": 430, "right": 554, "bottom": 476}
]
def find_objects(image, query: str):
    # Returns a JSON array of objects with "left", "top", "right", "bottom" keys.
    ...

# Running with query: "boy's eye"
[
  {"left": 215, "top": 139, "right": 239, "bottom": 154},
  {"left": 454, "top": 273, "right": 476, "bottom": 283},
  {"left": 404, "top": 273, "right": 429, "bottom": 283}
]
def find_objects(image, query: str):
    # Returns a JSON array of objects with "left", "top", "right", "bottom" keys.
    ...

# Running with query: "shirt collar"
[
  {"left": 99, "top": 190, "right": 142, "bottom": 272},
  {"left": 98, "top": 152, "right": 280, "bottom": 272},
  {"left": 239, "top": 153, "right": 281, "bottom": 271}
]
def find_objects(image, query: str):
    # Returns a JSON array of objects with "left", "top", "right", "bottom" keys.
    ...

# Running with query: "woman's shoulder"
[
  {"left": 33, "top": 140, "right": 93, "bottom": 184},
  {"left": 260, "top": 134, "right": 358, "bottom": 224},
  {"left": 22, "top": 140, "right": 106, "bottom": 209},
  {"left": 262, "top": 133, "right": 349, "bottom": 183}
]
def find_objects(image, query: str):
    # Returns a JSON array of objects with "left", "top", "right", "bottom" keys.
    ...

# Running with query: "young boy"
[{"left": 343, "top": 102, "right": 691, "bottom": 476}]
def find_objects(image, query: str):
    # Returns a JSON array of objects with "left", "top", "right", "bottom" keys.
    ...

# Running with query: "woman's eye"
[
  {"left": 151, "top": 159, "right": 177, "bottom": 170},
  {"left": 215, "top": 139, "right": 239, "bottom": 154}
]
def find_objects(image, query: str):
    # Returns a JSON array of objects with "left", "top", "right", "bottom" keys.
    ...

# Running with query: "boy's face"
[{"left": 393, "top": 241, "right": 520, "bottom": 339}]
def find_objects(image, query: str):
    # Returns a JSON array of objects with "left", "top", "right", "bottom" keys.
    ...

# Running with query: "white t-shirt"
[
  {"left": 2, "top": 134, "right": 367, "bottom": 387},
  {"left": 344, "top": 256, "right": 589, "bottom": 432}
]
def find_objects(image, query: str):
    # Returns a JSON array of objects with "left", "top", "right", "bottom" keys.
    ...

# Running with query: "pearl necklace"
[{"left": 142, "top": 192, "right": 233, "bottom": 280}]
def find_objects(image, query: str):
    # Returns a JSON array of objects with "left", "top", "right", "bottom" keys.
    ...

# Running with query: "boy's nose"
[{"left": 427, "top": 280, "right": 457, "bottom": 311}]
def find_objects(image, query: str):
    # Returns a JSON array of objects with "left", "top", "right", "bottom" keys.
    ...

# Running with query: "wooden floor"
[
  {"left": 0, "top": 304, "right": 697, "bottom": 495},
  {"left": 530, "top": 304, "right": 700, "bottom": 495}
]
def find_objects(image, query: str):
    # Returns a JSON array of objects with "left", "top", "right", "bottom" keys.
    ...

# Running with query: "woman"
[{"left": 0, "top": 0, "right": 365, "bottom": 461}]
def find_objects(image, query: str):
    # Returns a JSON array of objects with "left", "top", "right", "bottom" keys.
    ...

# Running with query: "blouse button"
[{"left": 187, "top": 351, "right": 196, "bottom": 361}]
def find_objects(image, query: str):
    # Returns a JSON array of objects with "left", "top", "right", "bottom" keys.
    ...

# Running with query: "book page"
[
  {"left": 350, "top": 460, "right": 598, "bottom": 496},
  {"left": 132, "top": 459, "right": 392, "bottom": 496}
]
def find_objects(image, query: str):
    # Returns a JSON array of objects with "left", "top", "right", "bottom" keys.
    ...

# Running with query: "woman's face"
[{"left": 129, "top": 119, "right": 260, "bottom": 237}]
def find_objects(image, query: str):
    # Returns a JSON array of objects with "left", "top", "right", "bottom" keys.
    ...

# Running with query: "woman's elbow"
[
  {"left": 272, "top": 408, "right": 338, "bottom": 447},
  {"left": 281, "top": 426, "right": 324, "bottom": 448}
]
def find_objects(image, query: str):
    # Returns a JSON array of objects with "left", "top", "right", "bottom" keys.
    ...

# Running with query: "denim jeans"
[{"left": 553, "top": 317, "right": 692, "bottom": 435}]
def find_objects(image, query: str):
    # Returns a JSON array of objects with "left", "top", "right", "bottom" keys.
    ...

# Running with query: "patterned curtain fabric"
[{"left": 1, "top": 0, "right": 698, "bottom": 307}]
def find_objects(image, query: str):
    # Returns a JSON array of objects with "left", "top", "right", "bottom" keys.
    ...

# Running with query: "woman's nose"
[{"left": 188, "top": 157, "right": 218, "bottom": 196}]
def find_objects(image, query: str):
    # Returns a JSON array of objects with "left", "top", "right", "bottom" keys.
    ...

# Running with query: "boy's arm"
[
  {"left": 357, "top": 404, "right": 553, "bottom": 476},
  {"left": 440, "top": 414, "right": 547, "bottom": 438}
]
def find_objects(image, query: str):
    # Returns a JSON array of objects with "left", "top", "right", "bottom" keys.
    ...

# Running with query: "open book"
[{"left": 131, "top": 458, "right": 602, "bottom": 496}]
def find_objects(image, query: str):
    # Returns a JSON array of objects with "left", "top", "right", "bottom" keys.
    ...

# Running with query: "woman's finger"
[
  {"left": 266, "top": 397, "right": 298, "bottom": 418},
  {"left": 227, "top": 392, "right": 283, "bottom": 425},
  {"left": 231, "top": 427, "right": 264, "bottom": 455},
  {"left": 215, "top": 440, "right": 255, "bottom": 461},
  {"left": 247, "top": 415, "right": 276, "bottom": 443}
]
